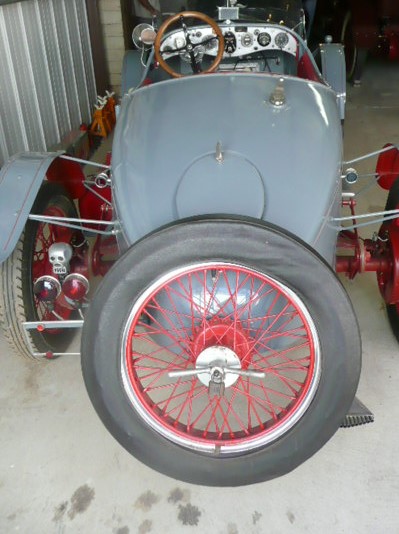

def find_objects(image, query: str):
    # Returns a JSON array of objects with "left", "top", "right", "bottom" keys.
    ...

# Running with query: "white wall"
[{"left": 98, "top": 0, "right": 125, "bottom": 96}]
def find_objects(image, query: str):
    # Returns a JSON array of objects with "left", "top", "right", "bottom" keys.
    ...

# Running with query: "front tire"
[{"left": 82, "top": 218, "right": 361, "bottom": 486}]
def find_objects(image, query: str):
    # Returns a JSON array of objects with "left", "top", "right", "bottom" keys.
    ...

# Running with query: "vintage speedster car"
[{"left": 1, "top": 0, "right": 399, "bottom": 487}]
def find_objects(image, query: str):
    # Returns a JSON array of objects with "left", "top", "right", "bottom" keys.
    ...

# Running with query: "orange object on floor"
[{"left": 90, "top": 108, "right": 110, "bottom": 138}]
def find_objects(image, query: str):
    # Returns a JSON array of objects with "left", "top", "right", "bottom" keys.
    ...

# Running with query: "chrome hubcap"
[{"left": 195, "top": 345, "right": 241, "bottom": 387}]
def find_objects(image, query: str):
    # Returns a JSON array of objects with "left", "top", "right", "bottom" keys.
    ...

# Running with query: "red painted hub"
[
  {"left": 377, "top": 222, "right": 399, "bottom": 304},
  {"left": 192, "top": 321, "right": 251, "bottom": 362}
]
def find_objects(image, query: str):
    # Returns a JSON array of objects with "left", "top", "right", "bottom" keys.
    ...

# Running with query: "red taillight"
[
  {"left": 33, "top": 276, "right": 61, "bottom": 302},
  {"left": 62, "top": 274, "right": 89, "bottom": 301}
]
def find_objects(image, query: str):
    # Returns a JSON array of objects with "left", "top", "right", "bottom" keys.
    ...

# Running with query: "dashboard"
[{"left": 160, "top": 23, "right": 298, "bottom": 62}]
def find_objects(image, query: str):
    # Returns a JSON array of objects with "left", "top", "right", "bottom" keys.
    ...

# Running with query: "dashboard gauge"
[
  {"left": 181, "top": 45, "right": 204, "bottom": 63},
  {"left": 257, "top": 32, "right": 271, "bottom": 47},
  {"left": 224, "top": 31, "right": 237, "bottom": 54},
  {"left": 174, "top": 36, "right": 186, "bottom": 49},
  {"left": 274, "top": 31, "right": 289, "bottom": 49},
  {"left": 203, "top": 35, "right": 217, "bottom": 51},
  {"left": 241, "top": 32, "right": 253, "bottom": 47}
]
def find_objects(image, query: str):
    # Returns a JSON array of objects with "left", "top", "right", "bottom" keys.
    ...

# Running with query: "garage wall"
[
  {"left": 98, "top": 0, "right": 125, "bottom": 96},
  {"left": 0, "top": 0, "right": 97, "bottom": 167}
]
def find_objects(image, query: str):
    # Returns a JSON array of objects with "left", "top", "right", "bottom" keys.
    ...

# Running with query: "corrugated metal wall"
[{"left": 0, "top": 0, "right": 97, "bottom": 167}]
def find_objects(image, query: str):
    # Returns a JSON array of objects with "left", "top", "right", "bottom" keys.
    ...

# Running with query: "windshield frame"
[{"left": 194, "top": 1, "right": 305, "bottom": 31}]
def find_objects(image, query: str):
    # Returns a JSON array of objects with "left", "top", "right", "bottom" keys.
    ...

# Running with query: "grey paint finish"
[
  {"left": 320, "top": 43, "right": 346, "bottom": 120},
  {"left": 175, "top": 152, "right": 266, "bottom": 219},
  {"left": 0, "top": 152, "right": 61, "bottom": 263},
  {"left": 121, "top": 51, "right": 145, "bottom": 96},
  {"left": 112, "top": 73, "right": 342, "bottom": 263}
]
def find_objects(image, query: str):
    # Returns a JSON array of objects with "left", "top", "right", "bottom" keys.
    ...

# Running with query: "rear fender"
[{"left": 0, "top": 152, "right": 65, "bottom": 264}]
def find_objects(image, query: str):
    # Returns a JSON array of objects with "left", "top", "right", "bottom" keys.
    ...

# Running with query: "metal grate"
[{"left": 0, "top": 0, "right": 97, "bottom": 167}]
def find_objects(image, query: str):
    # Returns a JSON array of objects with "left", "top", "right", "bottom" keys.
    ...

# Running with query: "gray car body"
[
  {"left": 0, "top": 34, "right": 345, "bottom": 267},
  {"left": 113, "top": 71, "right": 342, "bottom": 264}
]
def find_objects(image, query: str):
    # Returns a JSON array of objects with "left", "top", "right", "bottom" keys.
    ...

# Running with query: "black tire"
[
  {"left": 0, "top": 182, "right": 79, "bottom": 360},
  {"left": 81, "top": 218, "right": 361, "bottom": 486},
  {"left": 383, "top": 178, "right": 399, "bottom": 340},
  {"left": 385, "top": 177, "right": 399, "bottom": 213}
]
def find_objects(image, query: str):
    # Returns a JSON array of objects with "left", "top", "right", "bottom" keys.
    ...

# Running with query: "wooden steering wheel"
[{"left": 154, "top": 12, "right": 225, "bottom": 78}]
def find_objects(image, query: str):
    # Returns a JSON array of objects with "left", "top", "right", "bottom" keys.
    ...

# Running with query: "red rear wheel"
[
  {"left": 379, "top": 178, "right": 399, "bottom": 341},
  {"left": 0, "top": 183, "right": 82, "bottom": 359}
]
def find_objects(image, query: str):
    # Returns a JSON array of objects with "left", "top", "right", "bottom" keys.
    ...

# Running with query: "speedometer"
[
  {"left": 275, "top": 32, "right": 289, "bottom": 49},
  {"left": 257, "top": 32, "right": 271, "bottom": 47}
]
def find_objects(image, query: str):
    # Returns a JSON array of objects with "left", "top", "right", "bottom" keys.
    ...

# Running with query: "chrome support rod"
[
  {"left": 28, "top": 214, "right": 114, "bottom": 225},
  {"left": 83, "top": 182, "right": 113, "bottom": 207},
  {"left": 343, "top": 144, "right": 397, "bottom": 165},
  {"left": 60, "top": 154, "right": 111, "bottom": 170},
  {"left": 331, "top": 208, "right": 399, "bottom": 222},
  {"left": 330, "top": 208, "right": 399, "bottom": 230},
  {"left": 33, "top": 352, "right": 81, "bottom": 357},
  {"left": 23, "top": 320, "right": 84, "bottom": 330},
  {"left": 28, "top": 215, "right": 120, "bottom": 235},
  {"left": 168, "top": 367, "right": 265, "bottom": 379}
]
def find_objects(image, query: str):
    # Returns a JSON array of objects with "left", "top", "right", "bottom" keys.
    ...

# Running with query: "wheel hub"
[
  {"left": 195, "top": 345, "right": 241, "bottom": 388},
  {"left": 192, "top": 322, "right": 251, "bottom": 360}
]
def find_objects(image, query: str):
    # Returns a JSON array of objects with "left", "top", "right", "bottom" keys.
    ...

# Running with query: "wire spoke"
[{"left": 124, "top": 262, "right": 318, "bottom": 449}]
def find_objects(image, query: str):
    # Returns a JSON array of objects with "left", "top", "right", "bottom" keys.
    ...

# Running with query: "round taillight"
[
  {"left": 33, "top": 276, "right": 61, "bottom": 302},
  {"left": 62, "top": 274, "right": 89, "bottom": 301}
]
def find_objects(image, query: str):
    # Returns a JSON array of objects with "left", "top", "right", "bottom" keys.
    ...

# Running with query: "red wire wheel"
[
  {"left": 376, "top": 144, "right": 399, "bottom": 191},
  {"left": 121, "top": 262, "right": 320, "bottom": 453},
  {"left": 82, "top": 218, "right": 361, "bottom": 486},
  {"left": 0, "top": 183, "right": 81, "bottom": 359},
  {"left": 378, "top": 177, "right": 399, "bottom": 341}
]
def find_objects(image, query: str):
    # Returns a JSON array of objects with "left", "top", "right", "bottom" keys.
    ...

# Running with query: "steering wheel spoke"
[
  {"left": 154, "top": 11, "right": 225, "bottom": 78},
  {"left": 189, "top": 51, "right": 202, "bottom": 74}
]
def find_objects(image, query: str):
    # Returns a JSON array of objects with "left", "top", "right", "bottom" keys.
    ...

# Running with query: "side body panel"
[
  {"left": 121, "top": 50, "right": 145, "bottom": 96},
  {"left": 320, "top": 43, "right": 346, "bottom": 120},
  {"left": 112, "top": 73, "right": 343, "bottom": 264},
  {"left": 0, "top": 152, "right": 61, "bottom": 263}
]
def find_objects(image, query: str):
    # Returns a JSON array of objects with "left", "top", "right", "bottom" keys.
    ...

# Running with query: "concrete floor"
[{"left": 1, "top": 59, "right": 399, "bottom": 534}]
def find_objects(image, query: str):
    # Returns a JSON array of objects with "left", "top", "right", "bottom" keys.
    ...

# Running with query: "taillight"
[
  {"left": 33, "top": 276, "right": 61, "bottom": 302},
  {"left": 62, "top": 273, "right": 89, "bottom": 301}
]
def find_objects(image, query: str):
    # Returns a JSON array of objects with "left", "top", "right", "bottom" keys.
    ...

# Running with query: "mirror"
[
  {"left": 132, "top": 23, "right": 156, "bottom": 49},
  {"left": 141, "top": 28, "right": 157, "bottom": 45}
]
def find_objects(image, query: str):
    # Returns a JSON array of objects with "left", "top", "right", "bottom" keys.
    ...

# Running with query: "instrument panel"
[{"left": 160, "top": 23, "right": 297, "bottom": 60}]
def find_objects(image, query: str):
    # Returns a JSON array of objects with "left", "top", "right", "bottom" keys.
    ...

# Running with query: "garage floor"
[{"left": 1, "top": 59, "right": 399, "bottom": 534}]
